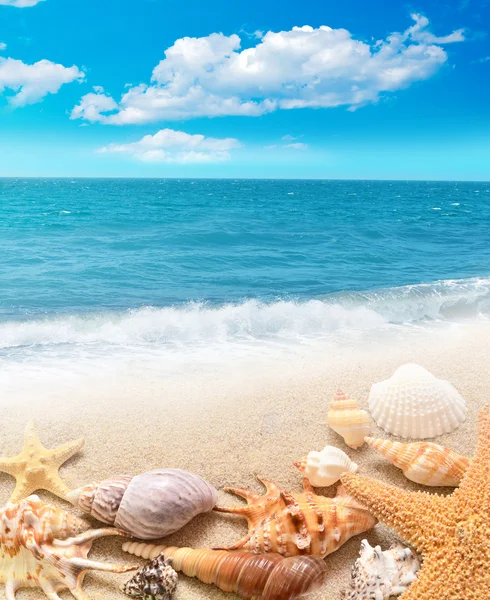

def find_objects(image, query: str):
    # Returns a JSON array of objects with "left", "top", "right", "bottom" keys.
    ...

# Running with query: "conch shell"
[
  {"left": 294, "top": 445, "right": 358, "bottom": 487},
  {"left": 214, "top": 477, "right": 376, "bottom": 557},
  {"left": 328, "top": 389, "right": 371, "bottom": 449},
  {"left": 123, "top": 542, "right": 328, "bottom": 600},
  {"left": 340, "top": 539, "right": 420, "bottom": 599},
  {"left": 0, "top": 495, "right": 137, "bottom": 599},
  {"left": 68, "top": 468, "right": 217, "bottom": 539},
  {"left": 365, "top": 437, "right": 470, "bottom": 486}
]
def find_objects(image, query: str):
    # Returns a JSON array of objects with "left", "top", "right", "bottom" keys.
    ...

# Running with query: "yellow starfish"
[
  {"left": 341, "top": 405, "right": 490, "bottom": 600},
  {"left": 0, "top": 421, "right": 84, "bottom": 503}
]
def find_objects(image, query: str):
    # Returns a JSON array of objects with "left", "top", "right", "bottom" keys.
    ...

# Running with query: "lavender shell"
[{"left": 68, "top": 468, "right": 218, "bottom": 540}]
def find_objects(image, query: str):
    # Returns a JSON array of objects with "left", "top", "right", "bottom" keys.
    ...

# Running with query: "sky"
[{"left": 0, "top": 0, "right": 489, "bottom": 179}]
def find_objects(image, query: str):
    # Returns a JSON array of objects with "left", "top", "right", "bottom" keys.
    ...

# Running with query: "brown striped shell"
[
  {"left": 214, "top": 477, "right": 376, "bottom": 557},
  {"left": 365, "top": 437, "right": 470, "bottom": 486},
  {"left": 123, "top": 542, "right": 328, "bottom": 600}
]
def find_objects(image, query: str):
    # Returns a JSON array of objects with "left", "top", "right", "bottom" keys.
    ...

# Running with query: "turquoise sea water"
[{"left": 1, "top": 178, "right": 490, "bottom": 371}]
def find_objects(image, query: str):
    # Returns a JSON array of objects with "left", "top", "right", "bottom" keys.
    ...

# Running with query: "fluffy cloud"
[
  {"left": 0, "top": 57, "right": 84, "bottom": 106},
  {"left": 265, "top": 136, "right": 309, "bottom": 150},
  {"left": 98, "top": 128, "right": 241, "bottom": 163},
  {"left": 0, "top": 0, "right": 43, "bottom": 6},
  {"left": 0, "top": 43, "right": 6, "bottom": 50},
  {"left": 72, "top": 14, "right": 464, "bottom": 125}
]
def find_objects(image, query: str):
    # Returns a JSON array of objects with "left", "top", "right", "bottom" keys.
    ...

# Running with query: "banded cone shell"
[
  {"left": 68, "top": 468, "right": 218, "bottom": 539},
  {"left": 214, "top": 478, "right": 376, "bottom": 557},
  {"left": 328, "top": 389, "right": 371, "bottom": 449},
  {"left": 365, "top": 437, "right": 470, "bottom": 487},
  {"left": 123, "top": 542, "right": 328, "bottom": 600},
  {"left": 294, "top": 445, "right": 358, "bottom": 487}
]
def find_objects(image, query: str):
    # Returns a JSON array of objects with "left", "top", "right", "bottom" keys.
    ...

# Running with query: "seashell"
[
  {"left": 123, "top": 542, "right": 328, "bottom": 600},
  {"left": 0, "top": 495, "right": 137, "bottom": 599},
  {"left": 328, "top": 389, "right": 371, "bottom": 449},
  {"left": 122, "top": 554, "right": 178, "bottom": 600},
  {"left": 365, "top": 437, "right": 470, "bottom": 486},
  {"left": 368, "top": 364, "right": 467, "bottom": 438},
  {"left": 294, "top": 445, "right": 358, "bottom": 487},
  {"left": 214, "top": 477, "right": 376, "bottom": 557},
  {"left": 340, "top": 539, "right": 420, "bottom": 599},
  {"left": 68, "top": 468, "right": 217, "bottom": 540}
]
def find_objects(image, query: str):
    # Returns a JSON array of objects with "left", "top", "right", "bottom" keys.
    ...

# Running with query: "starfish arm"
[
  {"left": 24, "top": 420, "right": 43, "bottom": 450},
  {"left": 341, "top": 473, "right": 442, "bottom": 550},
  {"left": 0, "top": 457, "right": 21, "bottom": 477},
  {"left": 452, "top": 405, "right": 490, "bottom": 510},
  {"left": 44, "top": 474, "right": 77, "bottom": 501},
  {"left": 9, "top": 478, "right": 39, "bottom": 503},
  {"left": 50, "top": 438, "right": 85, "bottom": 465}
]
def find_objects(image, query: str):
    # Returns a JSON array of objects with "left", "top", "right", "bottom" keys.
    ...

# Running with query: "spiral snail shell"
[
  {"left": 123, "top": 542, "right": 328, "bottom": 600},
  {"left": 68, "top": 468, "right": 218, "bottom": 539}
]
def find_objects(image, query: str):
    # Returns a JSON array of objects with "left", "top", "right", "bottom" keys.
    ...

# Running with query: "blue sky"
[{"left": 0, "top": 0, "right": 489, "bottom": 179}]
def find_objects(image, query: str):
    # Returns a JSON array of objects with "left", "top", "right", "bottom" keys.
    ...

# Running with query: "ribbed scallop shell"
[
  {"left": 340, "top": 539, "right": 420, "bottom": 599},
  {"left": 368, "top": 364, "right": 467, "bottom": 438},
  {"left": 214, "top": 477, "right": 376, "bottom": 557},
  {"left": 0, "top": 495, "right": 136, "bottom": 599},
  {"left": 294, "top": 446, "right": 358, "bottom": 487},
  {"left": 123, "top": 542, "right": 328, "bottom": 600},
  {"left": 68, "top": 468, "right": 218, "bottom": 539},
  {"left": 365, "top": 437, "right": 470, "bottom": 486},
  {"left": 328, "top": 389, "right": 371, "bottom": 449}
]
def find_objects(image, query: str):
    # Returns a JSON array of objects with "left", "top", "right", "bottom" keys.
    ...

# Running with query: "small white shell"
[
  {"left": 341, "top": 539, "right": 420, "bottom": 599},
  {"left": 368, "top": 364, "right": 467, "bottom": 439},
  {"left": 294, "top": 446, "right": 358, "bottom": 487}
]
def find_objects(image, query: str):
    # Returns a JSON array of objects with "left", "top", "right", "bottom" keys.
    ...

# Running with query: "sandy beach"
[{"left": 0, "top": 319, "right": 487, "bottom": 600}]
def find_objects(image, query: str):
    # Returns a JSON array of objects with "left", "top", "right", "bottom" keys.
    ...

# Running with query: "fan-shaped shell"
[
  {"left": 68, "top": 468, "right": 218, "bottom": 540},
  {"left": 328, "top": 389, "right": 371, "bottom": 449},
  {"left": 294, "top": 445, "right": 358, "bottom": 487},
  {"left": 340, "top": 539, "right": 420, "bottom": 599},
  {"left": 368, "top": 364, "right": 467, "bottom": 439},
  {"left": 123, "top": 542, "right": 328, "bottom": 600},
  {"left": 365, "top": 437, "right": 470, "bottom": 486}
]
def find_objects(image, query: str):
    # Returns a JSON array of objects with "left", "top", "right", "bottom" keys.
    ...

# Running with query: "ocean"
[{"left": 1, "top": 178, "right": 490, "bottom": 393}]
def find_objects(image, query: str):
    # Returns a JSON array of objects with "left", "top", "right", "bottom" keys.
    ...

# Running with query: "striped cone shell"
[{"left": 365, "top": 437, "right": 470, "bottom": 486}]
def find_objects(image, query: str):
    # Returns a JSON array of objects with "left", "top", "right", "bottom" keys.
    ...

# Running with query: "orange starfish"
[{"left": 341, "top": 405, "right": 490, "bottom": 600}]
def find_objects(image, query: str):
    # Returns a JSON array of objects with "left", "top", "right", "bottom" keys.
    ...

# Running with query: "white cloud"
[
  {"left": 72, "top": 14, "right": 464, "bottom": 125},
  {"left": 284, "top": 142, "right": 309, "bottom": 150},
  {"left": 0, "top": 0, "right": 43, "bottom": 6},
  {"left": 0, "top": 57, "right": 84, "bottom": 105},
  {"left": 98, "top": 128, "right": 241, "bottom": 163},
  {"left": 0, "top": 43, "right": 6, "bottom": 51}
]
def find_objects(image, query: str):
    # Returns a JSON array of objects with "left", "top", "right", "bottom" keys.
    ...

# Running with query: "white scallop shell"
[
  {"left": 368, "top": 363, "right": 467, "bottom": 439},
  {"left": 301, "top": 446, "right": 358, "bottom": 487}
]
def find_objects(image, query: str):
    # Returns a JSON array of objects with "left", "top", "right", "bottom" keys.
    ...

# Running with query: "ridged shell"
[
  {"left": 214, "top": 477, "right": 376, "bottom": 557},
  {"left": 68, "top": 468, "right": 218, "bottom": 540},
  {"left": 294, "top": 445, "right": 358, "bottom": 487},
  {"left": 368, "top": 364, "right": 467, "bottom": 438},
  {"left": 340, "top": 539, "right": 420, "bottom": 599},
  {"left": 328, "top": 389, "right": 371, "bottom": 449},
  {"left": 365, "top": 437, "right": 470, "bottom": 486},
  {"left": 123, "top": 542, "right": 328, "bottom": 600},
  {"left": 0, "top": 495, "right": 137, "bottom": 599}
]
